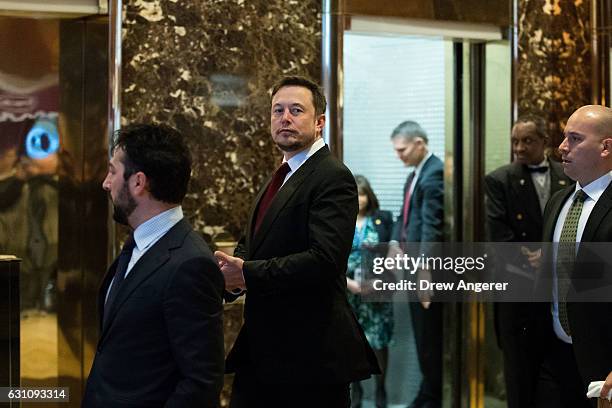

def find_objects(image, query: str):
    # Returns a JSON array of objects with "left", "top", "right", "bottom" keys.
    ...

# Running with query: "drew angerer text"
[{"left": 372, "top": 279, "right": 508, "bottom": 293}]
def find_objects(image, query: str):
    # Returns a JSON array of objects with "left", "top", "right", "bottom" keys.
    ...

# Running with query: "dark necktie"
[
  {"left": 556, "top": 189, "right": 587, "bottom": 336},
  {"left": 104, "top": 235, "right": 136, "bottom": 325},
  {"left": 527, "top": 166, "right": 549, "bottom": 173},
  {"left": 400, "top": 171, "right": 416, "bottom": 241},
  {"left": 254, "top": 162, "right": 291, "bottom": 233}
]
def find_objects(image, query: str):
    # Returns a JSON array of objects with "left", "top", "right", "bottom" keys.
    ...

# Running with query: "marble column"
[
  {"left": 120, "top": 1, "right": 322, "bottom": 405},
  {"left": 122, "top": 0, "right": 321, "bottom": 243},
  {"left": 514, "top": 0, "right": 591, "bottom": 148}
]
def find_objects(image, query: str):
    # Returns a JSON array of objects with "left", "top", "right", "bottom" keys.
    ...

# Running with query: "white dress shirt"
[
  {"left": 282, "top": 137, "right": 325, "bottom": 186},
  {"left": 551, "top": 171, "right": 612, "bottom": 343}
]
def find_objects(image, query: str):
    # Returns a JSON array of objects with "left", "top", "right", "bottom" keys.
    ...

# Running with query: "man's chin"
[{"left": 275, "top": 142, "right": 304, "bottom": 153}]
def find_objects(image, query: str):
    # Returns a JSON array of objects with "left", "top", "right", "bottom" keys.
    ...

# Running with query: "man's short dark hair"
[
  {"left": 271, "top": 76, "right": 327, "bottom": 116},
  {"left": 390, "top": 120, "right": 429, "bottom": 144},
  {"left": 515, "top": 114, "right": 548, "bottom": 143},
  {"left": 111, "top": 124, "right": 192, "bottom": 204}
]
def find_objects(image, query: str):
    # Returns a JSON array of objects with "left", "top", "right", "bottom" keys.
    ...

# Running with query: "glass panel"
[
  {"left": 343, "top": 30, "right": 450, "bottom": 406},
  {"left": 343, "top": 33, "right": 447, "bottom": 217},
  {"left": 484, "top": 41, "right": 511, "bottom": 174},
  {"left": 483, "top": 39, "right": 512, "bottom": 408}
]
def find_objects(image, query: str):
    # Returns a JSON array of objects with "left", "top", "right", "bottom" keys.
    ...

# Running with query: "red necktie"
[
  {"left": 254, "top": 162, "right": 291, "bottom": 233},
  {"left": 401, "top": 171, "right": 416, "bottom": 240}
]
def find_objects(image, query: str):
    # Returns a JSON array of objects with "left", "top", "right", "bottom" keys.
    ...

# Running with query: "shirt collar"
[
  {"left": 284, "top": 137, "right": 325, "bottom": 172},
  {"left": 133, "top": 206, "right": 183, "bottom": 251},
  {"left": 576, "top": 171, "right": 612, "bottom": 203},
  {"left": 414, "top": 151, "right": 432, "bottom": 177}
]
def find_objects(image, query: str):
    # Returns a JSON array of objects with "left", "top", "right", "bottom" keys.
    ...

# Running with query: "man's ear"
[
  {"left": 315, "top": 114, "right": 325, "bottom": 135},
  {"left": 602, "top": 138, "right": 612, "bottom": 158},
  {"left": 131, "top": 171, "right": 148, "bottom": 195}
]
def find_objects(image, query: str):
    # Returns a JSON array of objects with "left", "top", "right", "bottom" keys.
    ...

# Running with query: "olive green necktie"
[{"left": 557, "top": 189, "right": 588, "bottom": 336}]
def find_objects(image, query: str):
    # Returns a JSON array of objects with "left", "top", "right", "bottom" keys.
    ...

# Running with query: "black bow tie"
[{"left": 527, "top": 166, "right": 548, "bottom": 173}]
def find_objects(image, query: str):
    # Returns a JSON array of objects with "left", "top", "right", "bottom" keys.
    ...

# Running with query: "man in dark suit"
[
  {"left": 82, "top": 124, "right": 225, "bottom": 408},
  {"left": 542, "top": 105, "right": 612, "bottom": 408},
  {"left": 484, "top": 116, "right": 571, "bottom": 408},
  {"left": 213, "top": 76, "right": 379, "bottom": 407},
  {"left": 388, "top": 121, "right": 444, "bottom": 408}
]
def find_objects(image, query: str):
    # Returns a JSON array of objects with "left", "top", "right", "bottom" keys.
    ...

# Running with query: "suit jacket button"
[
  {"left": 516, "top": 213, "right": 523, "bottom": 220},
  {"left": 521, "top": 232, "right": 527, "bottom": 237}
]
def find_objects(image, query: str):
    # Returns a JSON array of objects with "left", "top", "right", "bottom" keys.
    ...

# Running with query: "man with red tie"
[
  {"left": 388, "top": 121, "right": 444, "bottom": 408},
  {"left": 214, "top": 76, "right": 379, "bottom": 407}
]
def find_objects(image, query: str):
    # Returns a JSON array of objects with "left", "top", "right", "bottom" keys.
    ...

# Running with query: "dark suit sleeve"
[
  {"left": 418, "top": 170, "right": 444, "bottom": 244},
  {"left": 391, "top": 188, "right": 406, "bottom": 242},
  {"left": 163, "top": 257, "right": 224, "bottom": 408},
  {"left": 484, "top": 173, "right": 515, "bottom": 242},
  {"left": 242, "top": 168, "right": 358, "bottom": 293},
  {"left": 233, "top": 235, "right": 247, "bottom": 260}
]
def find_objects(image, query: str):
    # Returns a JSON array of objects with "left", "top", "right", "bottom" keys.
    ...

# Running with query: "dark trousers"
[
  {"left": 409, "top": 301, "right": 442, "bottom": 408},
  {"left": 501, "top": 334, "right": 544, "bottom": 408},
  {"left": 532, "top": 337, "right": 592, "bottom": 408},
  {"left": 230, "top": 368, "right": 350, "bottom": 408}
]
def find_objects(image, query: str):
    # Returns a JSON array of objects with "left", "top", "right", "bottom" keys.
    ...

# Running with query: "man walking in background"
[{"left": 389, "top": 121, "right": 444, "bottom": 408}]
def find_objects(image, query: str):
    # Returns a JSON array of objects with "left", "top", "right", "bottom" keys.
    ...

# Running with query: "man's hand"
[
  {"left": 601, "top": 371, "right": 612, "bottom": 400},
  {"left": 417, "top": 268, "right": 433, "bottom": 309},
  {"left": 521, "top": 246, "right": 542, "bottom": 269},
  {"left": 386, "top": 242, "right": 403, "bottom": 260},
  {"left": 214, "top": 251, "right": 246, "bottom": 292},
  {"left": 346, "top": 278, "right": 361, "bottom": 294}
]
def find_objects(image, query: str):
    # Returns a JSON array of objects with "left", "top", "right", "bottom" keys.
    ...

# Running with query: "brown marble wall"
[
  {"left": 515, "top": 0, "right": 591, "bottom": 149},
  {"left": 121, "top": 0, "right": 322, "bottom": 243}
]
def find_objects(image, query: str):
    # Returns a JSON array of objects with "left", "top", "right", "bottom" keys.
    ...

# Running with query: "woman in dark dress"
[{"left": 347, "top": 175, "right": 394, "bottom": 408}]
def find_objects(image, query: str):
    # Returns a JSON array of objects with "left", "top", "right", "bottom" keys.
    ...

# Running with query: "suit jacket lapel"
[
  {"left": 98, "top": 257, "right": 119, "bottom": 331},
  {"left": 244, "top": 174, "right": 272, "bottom": 253},
  {"left": 249, "top": 147, "right": 329, "bottom": 256},
  {"left": 410, "top": 154, "right": 436, "bottom": 196},
  {"left": 99, "top": 219, "right": 190, "bottom": 339},
  {"left": 581, "top": 182, "right": 612, "bottom": 242}
]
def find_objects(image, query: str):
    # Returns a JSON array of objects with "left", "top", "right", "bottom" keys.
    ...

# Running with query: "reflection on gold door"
[{"left": 0, "top": 15, "right": 109, "bottom": 408}]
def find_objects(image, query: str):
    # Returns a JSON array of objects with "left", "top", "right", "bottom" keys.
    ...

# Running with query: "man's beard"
[
  {"left": 112, "top": 183, "right": 137, "bottom": 226},
  {"left": 275, "top": 140, "right": 306, "bottom": 152},
  {"left": 274, "top": 132, "right": 317, "bottom": 153}
]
